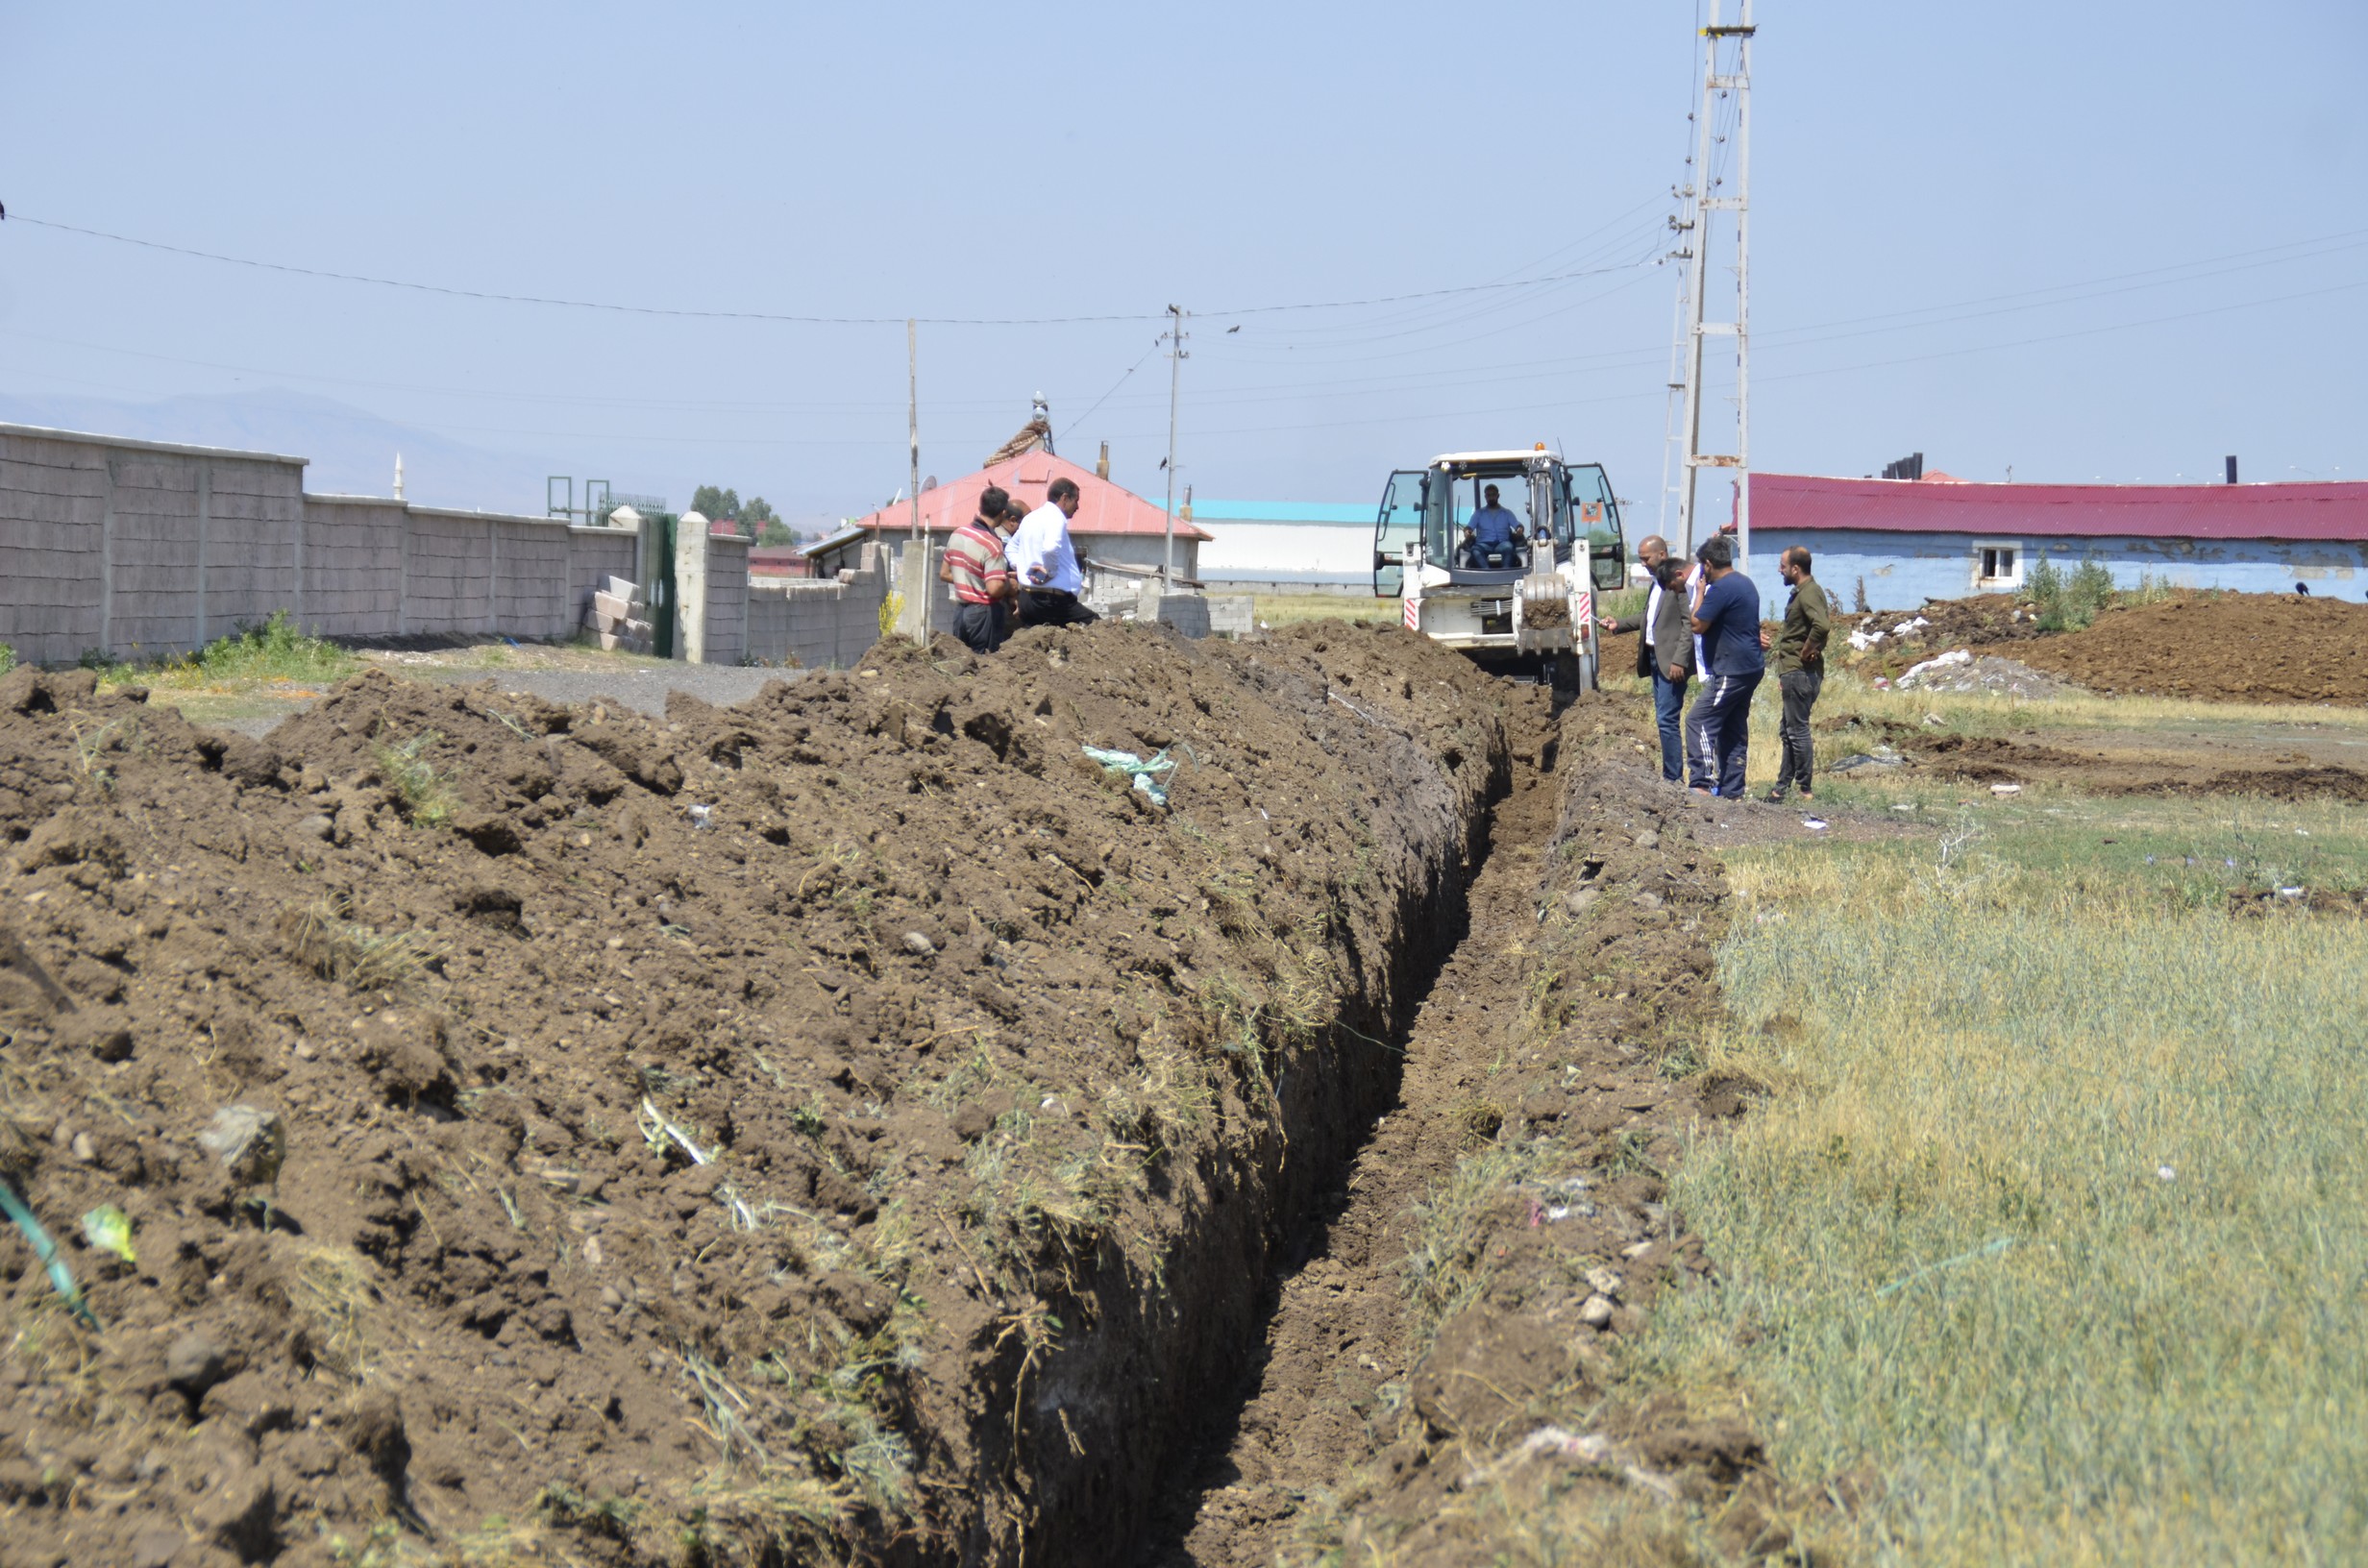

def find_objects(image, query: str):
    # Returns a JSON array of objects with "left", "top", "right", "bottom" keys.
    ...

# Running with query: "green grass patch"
[
  {"left": 374, "top": 730, "right": 457, "bottom": 826},
  {"left": 105, "top": 608, "right": 359, "bottom": 687},
  {"left": 83, "top": 608, "right": 358, "bottom": 724},
  {"left": 1251, "top": 593, "right": 1394, "bottom": 627},
  {"left": 1630, "top": 799, "right": 2368, "bottom": 1563}
]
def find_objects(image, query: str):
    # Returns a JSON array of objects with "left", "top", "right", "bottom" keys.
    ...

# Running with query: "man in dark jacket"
[
  {"left": 1598, "top": 535, "right": 1693, "bottom": 782},
  {"left": 1760, "top": 545, "right": 1833, "bottom": 801},
  {"left": 1687, "top": 535, "right": 1764, "bottom": 799}
]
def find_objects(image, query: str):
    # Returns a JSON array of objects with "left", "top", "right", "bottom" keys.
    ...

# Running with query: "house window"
[{"left": 1973, "top": 540, "right": 2023, "bottom": 591}]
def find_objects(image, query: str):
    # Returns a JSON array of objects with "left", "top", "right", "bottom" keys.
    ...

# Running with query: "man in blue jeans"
[
  {"left": 1598, "top": 537, "right": 1692, "bottom": 781},
  {"left": 1687, "top": 534, "right": 1764, "bottom": 798}
]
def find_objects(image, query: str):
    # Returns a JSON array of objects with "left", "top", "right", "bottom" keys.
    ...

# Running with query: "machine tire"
[{"left": 1548, "top": 651, "right": 1584, "bottom": 697}]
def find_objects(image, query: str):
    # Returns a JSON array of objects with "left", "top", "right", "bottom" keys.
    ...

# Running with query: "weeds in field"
[
  {"left": 1632, "top": 805, "right": 2368, "bottom": 1563},
  {"left": 91, "top": 608, "right": 358, "bottom": 693},
  {"left": 0, "top": 642, "right": 14, "bottom": 675},
  {"left": 1402, "top": 1140, "right": 1534, "bottom": 1338},
  {"left": 374, "top": 730, "right": 456, "bottom": 826},
  {"left": 198, "top": 610, "right": 355, "bottom": 681},
  {"left": 64, "top": 714, "right": 125, "bottom": 793},
  {"left": 2023, "top": 553, "right": 2118, "bottom": 631}
]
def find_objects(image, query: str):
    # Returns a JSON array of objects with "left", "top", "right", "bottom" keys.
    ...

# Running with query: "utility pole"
[
  {"left": 907, "top": 318, "right": 925, "bottom": 645},
  {"left": 1162, "top": 305, "right": 1187, "bottom": 589},
  {"left": 1656, "top": 282, "right": 1688, "bottom": 544},
  {"left": 1675, "top": 0, "right": 1754, "bottom": 564}
]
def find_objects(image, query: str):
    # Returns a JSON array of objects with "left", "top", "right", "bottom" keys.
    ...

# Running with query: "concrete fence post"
[
  {"left": 398, "top": 504, "right": 413, "bottom": 636},
  {"left": 891, "top": 543, "right": 932, "bottom": 644},
  {"left": 676, "top": 511, "right": 709, "bottom": 662},
  {"left": 99, "top": 456, "right": 117, "bottom": 657},
  {"left": 195, "top": 460, "right": 211, "bottom": 648}
]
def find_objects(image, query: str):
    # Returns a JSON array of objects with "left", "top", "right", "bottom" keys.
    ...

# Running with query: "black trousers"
[
  {"left": 952, "top": 600, "right": 1008, "bottom": 653},
  {"left": 1774, "top": 667, "right": 1823, "bottom": 794},
  {"left": 1016, "top": 589, "right": 1099, "bottom": 627}
]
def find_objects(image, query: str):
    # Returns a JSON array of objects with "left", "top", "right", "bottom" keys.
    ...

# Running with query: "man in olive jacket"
[
  {"left": 1598, "top": 535, "right": 1694, "bottom": 782},
  {"left": 1760, "top": 545, "right": 1833, "bottom": 801}
]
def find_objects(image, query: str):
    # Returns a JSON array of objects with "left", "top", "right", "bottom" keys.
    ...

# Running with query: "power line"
[
  {"left": 22, "top": 271, "right": 2351, "bottom": 453},
  {"left": 1058, "top": 342, "right": 1163, "bottom": 439},
  {"left": 11, "top": 235, "right": 2356, "bottom": 427},
  {"left": 4, "top": 209, "right": 1657, "bottom": 327}
]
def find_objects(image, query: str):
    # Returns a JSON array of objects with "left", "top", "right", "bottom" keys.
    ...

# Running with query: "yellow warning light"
[{"left": 1534, "top": 442, "right": 1547, "bottom": 451}]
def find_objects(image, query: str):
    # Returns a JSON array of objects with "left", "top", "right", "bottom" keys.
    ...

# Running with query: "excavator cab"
[{"left": 1373, "top": 448, "right": 1628, "bottom": 690}]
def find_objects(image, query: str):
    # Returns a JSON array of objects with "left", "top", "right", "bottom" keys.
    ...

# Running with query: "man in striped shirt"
[{"left": 939, "top": 486, "right": 1017, "bottom": 652}]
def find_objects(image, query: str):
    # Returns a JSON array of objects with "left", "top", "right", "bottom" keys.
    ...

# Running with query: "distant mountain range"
[{"left": 0, "top": 389, "right": 581, "bottom": 515}]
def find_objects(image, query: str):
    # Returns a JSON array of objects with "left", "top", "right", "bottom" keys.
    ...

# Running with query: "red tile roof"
[
  {"left": 1751, "top": 473, "right": 2368, "bottom": 541},
  {"left": 748, "top": 546, "right": 811, "bottom": 576},
  {"left": 845, "top": 452, "right": 1210, "bottom": 542}
]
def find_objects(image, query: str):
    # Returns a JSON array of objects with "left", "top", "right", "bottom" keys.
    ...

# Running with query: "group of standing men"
[
  {"left": 937, "top": 478, "right": 1101, "bottom": 654},
  {"left": 1600, "top": 531, "right": 1831, "bottom": 801}
]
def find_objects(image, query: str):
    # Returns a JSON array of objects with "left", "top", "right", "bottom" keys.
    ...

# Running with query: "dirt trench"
[{"left": 1146, "top": 704, "right": 1772, "bottom": 1566}]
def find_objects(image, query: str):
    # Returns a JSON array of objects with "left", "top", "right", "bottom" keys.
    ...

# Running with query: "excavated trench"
[
  {"left": 0, "top": 629, "right": 1752, "bottom": 1568},
  {"left": 1130, "top": 698, "right": 1762, "bottom": 1566},
  {"left": 1134, "top": 697, "right": 1568, "bottom": 1563}
]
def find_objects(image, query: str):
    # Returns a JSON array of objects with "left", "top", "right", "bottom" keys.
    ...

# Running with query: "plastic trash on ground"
[
  {"left": 1895, "top": 649, "right": 1975, "bottom": 689},
  {"left": 1082, "top": 745, "right": 1180, "bottom": 807},
  {"left": 81, "top": 1204, "right": 136, "bottom": 1262}
]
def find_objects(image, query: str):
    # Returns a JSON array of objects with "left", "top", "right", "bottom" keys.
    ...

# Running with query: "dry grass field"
[{"left": 1612, "top": 682, "right": 2368, "bottom": 1563}]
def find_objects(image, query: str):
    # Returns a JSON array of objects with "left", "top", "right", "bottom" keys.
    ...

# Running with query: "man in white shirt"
[
  {"left": 1597, "top": 535, "right": 1691, "bottom": 781},
  {"left": 1006, "top": 477, "right": 1098, "bottom": 627}
]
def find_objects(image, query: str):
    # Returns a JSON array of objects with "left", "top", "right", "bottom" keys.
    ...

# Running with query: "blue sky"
[{"left": 1, "top": 1, "right": 2360, "bottom": 524}]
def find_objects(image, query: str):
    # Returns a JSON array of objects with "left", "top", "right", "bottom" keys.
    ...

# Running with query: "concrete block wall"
[
  {"left": 199, "top": 458, "right": 307, "bottom": 638},
  {"left": 301, "top": 503, "right": 629, "bottom": 645},
  {"left": 0, "top": 423, "right": 770, "bottom": 665},
  {"left": 401, "top": 511, "right": 499, "bottom": 636},
  {"left": 1206, "top": 596, "right": 1256, "bottom": 637},
  {"left": 567, "top": 527, "right": 639, "bottom": 630},
  {"left": 491, "top": 517, "right": 571, "bottom": 641},
  {"left": 108, "top": 453, "right": 212, "bottom": 654},
  {"left": 0, "top": 426, "right": 313, "bottom": 665},
  {"left": 305, "top": 499, "right": 407, "bottom": 638},
  {"left": 704, "top": 535, "right": 750, "bottom": 665},
  {"left": 746, "top": 542, "right": 891, "bottom": 669},
  {"left": 0, "top": 434, "right": 109, "bottom": 665}
]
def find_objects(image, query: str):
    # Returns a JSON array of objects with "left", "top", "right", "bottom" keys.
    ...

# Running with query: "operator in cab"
[{"left": 1460, "top": 483, "right": 1527, "bottom": 569}]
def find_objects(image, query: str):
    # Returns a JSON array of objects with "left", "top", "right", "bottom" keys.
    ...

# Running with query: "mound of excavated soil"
[
  {"left": 1989, "top": 593, "right": 2368, "bottom": 703},
  {"left": 0, "top": 622, "right": 1509, "bottom": 1568}
]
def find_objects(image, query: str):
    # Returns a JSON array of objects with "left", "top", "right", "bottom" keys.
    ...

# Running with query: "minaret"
[{"left": 393, "top": 453, "right": 406, "bottom": 502}]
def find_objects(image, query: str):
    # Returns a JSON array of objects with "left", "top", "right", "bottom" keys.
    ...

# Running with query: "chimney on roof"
[
  {"left": 1097, "top": 441, "right": 1110, "bottom": 480},
  {"left": 1181, "top": 484, "right": 1193, "bottom": 523},
  {"left": 2225, "top": 454, "right": 2238, "bottom": 485}
]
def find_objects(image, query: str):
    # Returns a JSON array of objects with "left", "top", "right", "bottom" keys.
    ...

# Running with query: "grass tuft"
[
  {"left": 283, "top": 896, "right": 443, "bottom": 992},
  {"left": 374, "top": 730, "right": 457, "bottom": 826}
]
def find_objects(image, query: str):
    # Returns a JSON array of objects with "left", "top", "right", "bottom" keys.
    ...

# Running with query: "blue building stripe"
[{"left": 1747, "top": 527, "right": 2368, "bottom": 613}]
